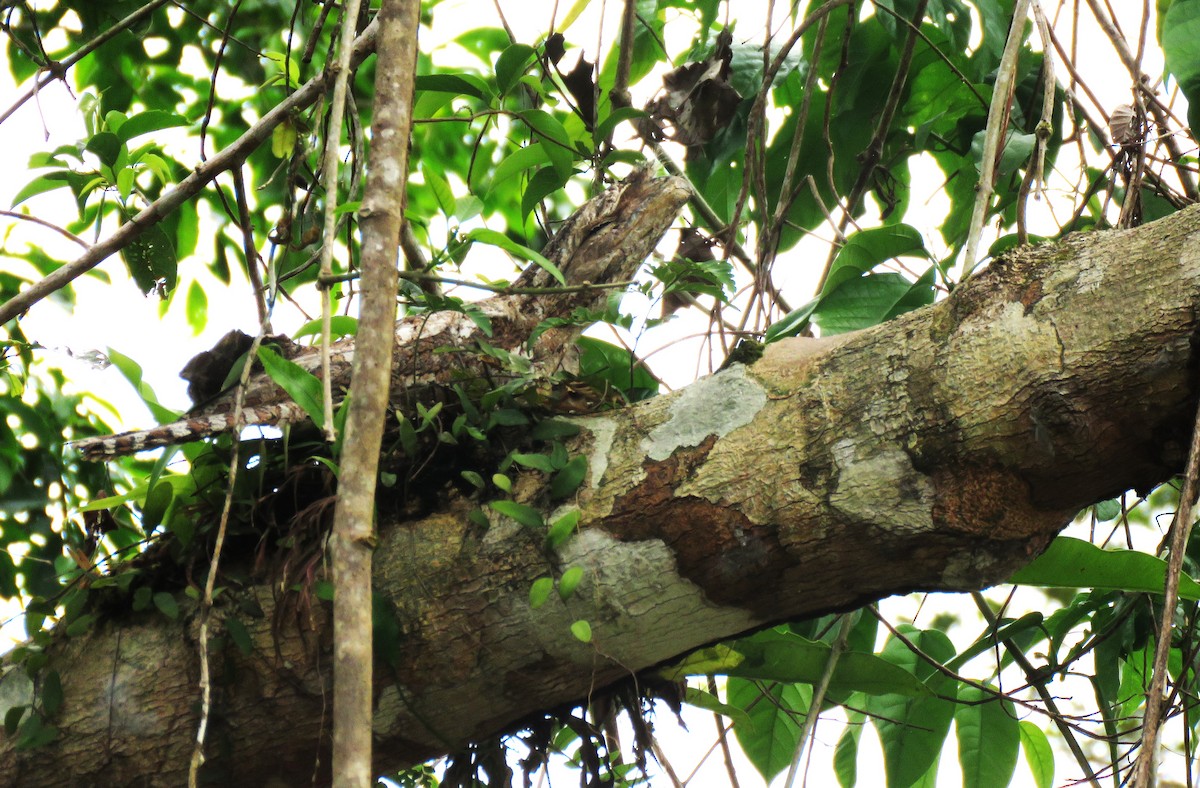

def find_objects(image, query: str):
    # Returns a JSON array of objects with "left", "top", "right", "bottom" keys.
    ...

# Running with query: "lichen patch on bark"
[{"left": 643, "top": 366, "right": 767, "bottom": 461}]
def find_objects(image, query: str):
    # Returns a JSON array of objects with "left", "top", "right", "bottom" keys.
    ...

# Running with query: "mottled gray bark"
[{"left": 3, "top": 207, "right": 1199, "bottom": 786}]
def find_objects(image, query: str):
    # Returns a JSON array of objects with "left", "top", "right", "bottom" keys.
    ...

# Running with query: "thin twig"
[
  {"left": 972, "top": 592, "right": 1102, "bottom": 786},
  {"left": 316, "top": 0, "right": 365, "bottom": 442},
  {"left": 1133, "top": 401, "right": 1200, "bottom": 785},
  {"left": 186, "top": 327, "right": 268, "bottom": 787},
  {"left": 782, "top": 614, "right": 853, "bottom": 788},
  {"left": 0, "top": 210, "right": 90, "bottom": 249},
  {"left": 0, "top": 0, "right": 174, "bottom": 126},
  {"left": 0, "top": 18, "right": 380, "bottom": 326}
]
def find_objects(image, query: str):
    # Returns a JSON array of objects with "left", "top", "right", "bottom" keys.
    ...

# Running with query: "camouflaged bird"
[{"left": 73, "top": 169, "right": 690, "bottom": 460}]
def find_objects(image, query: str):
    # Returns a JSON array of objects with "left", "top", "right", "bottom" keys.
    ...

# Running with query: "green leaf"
[
  {"left": 546, "top": 509, "right": 581, "bottom": 549},
  {"left": 257, "top": 345, "right": 325, "bottom": 431},
  {"left": 1093, "top": 498, "right": 1122, "bottom": 522},
  {"left": 460, "top": 470, "right": 485, "bottom": 489},
  {"left": 492, "top": 473, "right": 512, "bottom": 492},
  {"left": 557, "top": 566, "right": 584, "bottom": 600},
  {"left": 495, "top": 44, "right": 537, "bottom": 94},
  {"left": 85, "top": 131, "right": 122, "bottom": 167},
  {"left": 489, "top": 500, "right": 544, "bottom": 528},
  {"left": 11, "top": 171, "right": 74, "bottom": 207},
  {"left": 868, "top": 627, "right": 957, "bottom": 788},
  {"left": 106, "top": 346, "right": 179, "bottom": 424},
  {"left": 834, "top": 714, "right": 863, "bottom": 788},
  {"left": 140, "top": 481, "right": 173, "bottom": 531},
  {"left": 120, "top": 223, "right": 178, "bottom": 296},
  {"left": 116, "top": 110, "right": 188, "bottom": 142},
  {"left": 729, "top": 678, "right": 808, "bottom": 782},
  {"left": 726, "top": 630, "right": 930, "bottom": 697},
  {"left": 549, "top": 455, "right": 588, "bottom": 500},
  {"left": 813, "top": 271, "right": 935, "bottom": 336},
  {"left": 956, "top": 685, "right": 1019, "bottom": 788},
  {"left": 531, "top": 419, "right": 581, "bottom": 440},
  {"left": 511, "top": 451, "right": 556, "bottom": 473},
  {"left": 659, "top": 644, "right": 746, "bottom": 681},
  {"left": 153, "top": 592, "right": 179, "bottom": 620},
  {"left": 41, "top": 671, "right": 62, "bottom": 717},
  {"left": 185, "top": 281, "right": 208, "bottom": 335},
  {"left": 569, "top": 619, "right": 592, "bottom": 642},
  {"left": 822, "top": 224, "right": 928, "bottom": 295},
  {"left": 422, "top": 163, "right": 456, "bottom": 218},
  {"left": 1162, "top": 0, "right": 1200, "bottom": 133},
  {"left": 764, "top": 297, "right": 820, "bottom": 343},
  {"left": 529, "top": 577, "right": 554, "bottom": 609},
  {"left": 415, "top": 72, "right": 492, "bottom": 100},
  {"left": 225, "top": 617, "right": 253, "bottom": 656},
  {"left": 681, "top": 686, "right": 751, "bottom": 726},
  {"left": 465, "top": 228, "right": 566, "bottom": 285},
  {"left": 292, "top": 315, "right": 359, "bottom": 340},
  {"left": 1009, "top": 536, "right": 1200, "bottom": 599},
  {"left": 1018, "top": 721, "right": 1054, "bottom": 788}
]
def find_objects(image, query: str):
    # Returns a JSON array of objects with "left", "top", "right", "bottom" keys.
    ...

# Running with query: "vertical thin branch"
[
  {"left": 329, "top": 0, "right": 419, "bottom": 785},
  {"left": 316, "top": 0, "right": 366, "bottom": 441},
  {"left": 1133, "top": 405, "right": 1200, "bottom": 785},
  {"left": 187, "top": 329, "right": 268, "bottom": 787},
  {"left": 962, "top": 0, "right": 1032, "bottom": 279}
]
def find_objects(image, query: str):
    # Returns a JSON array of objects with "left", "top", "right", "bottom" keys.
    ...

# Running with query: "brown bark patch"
[
  {"left": 602, "top": 436, "right": 794, "bottom": 614},
  {"left": 931, "top": 462, "right": 1061, "bottom": 541}
]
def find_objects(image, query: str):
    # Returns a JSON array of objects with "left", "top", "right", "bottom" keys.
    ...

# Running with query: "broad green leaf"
[
  {"left": 256, "top": 345, "right": 325, "bottom": 431},
  {"left": 659, "top": 644, "right": 746, "bottom": 680},
  {"left": 225, "top": 617, "right": 253, "bottom": 656},
  {"left": 414, "top": 73, "right": 492, "bottom": 100},
  {"left": 489, "top": 500, "right": 544, "bottom": 528},
  {"left": 546, "top": 509, "right": 580, "bottom": 548},
  {"left": 727, "top": 630, "right": 930, "bottom": 697},
  {"left": 41, "top": 671, "right": 62, "bottom": 716},
  {"left": 529, "top": 577, "right": 554, "bottom": 609},
  {"left": 84, "top": 131, "right": 122, "bottom": 167},
  {"left": 823, "top": 224, "right": 928, "bottom": 295},
  {"left": 834, "top": 712, "right": 864, "bottom": 788},
  {"left": 512, "top": 451, "right": 556, "bottom": 473},
  {"left": 153, "top": 591, "right": 179, "bottom": 620},
  {"left": 1009, "top": 536, "right": 1200, "bottom": 599},
  {"left": 1018, "top": 722, "right": 1054, "bottom": 788},
  {"left": 465, "top": 228, "right": 565, "bottom": 284},
  {"left": 495, "top": 44, "right": 537, "bottom": 94},
  {"left": 10, "top": 171, "right": 74, "bottom": 207},
  {"left": 570, "top": 619, "right": 592, "bottom": 642},
  {"left": 557, "top": 566, "right": 583, "bottom": 600},
  {"left": 868, "top": 627, "right": 957, "bottom": 788},
  {"left": 1163, "top": 1, "right": 1200, "bottom": 134},
  {"left": 955, "top": 685, "right": 1019, "bottom": 788},
  {"left": 120, "top": 223, "right": 178, "bottom": 296},
  {"left": 729, "top": 678, "right": 809, "bottom": 783},
  {"left": 140, "top": 481, "right": 173, "bottom": 531},
  {"left": 549, "top": 455, "right": 588, "bottom": 500},
  {"left": 489, "top": 143, "right": 549, "bottom": 188},
  {"left": 422, "top": 163, "right": 456, "bottom": 218},
  {"left": 117, "top": 110, "right": 188, "bottom": 142},
  {"left": 106, "top": 347, "right": 180, "bottom": 424},
  {"left": 292, "top": 315, "right": 359, "bottom": 339},
  {"left": 185, "top": 280, "right": 207, "bottom": 335},
  {"left": 813, "top": 272, "right": 933, "bottom": 336},
  {"left": 681, "top": 686, "right": 751, "bottom": 726},
  {"left": 764, "top": 297, "right": 819, "bottom": 343}
]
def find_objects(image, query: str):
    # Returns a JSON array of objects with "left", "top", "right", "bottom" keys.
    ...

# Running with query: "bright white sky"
[{"left": 0, "top": 1, "right": 1179, "bottom": 786}]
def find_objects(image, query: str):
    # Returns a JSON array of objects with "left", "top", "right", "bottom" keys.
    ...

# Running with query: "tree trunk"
[{"left": 3, "top": 207, "right": 1198, "bottom": 786}]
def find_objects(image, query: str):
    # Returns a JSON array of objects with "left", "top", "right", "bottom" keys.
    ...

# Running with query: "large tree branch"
[{"left": 3, "top": 207, "right": 1199, "bottom": 785}]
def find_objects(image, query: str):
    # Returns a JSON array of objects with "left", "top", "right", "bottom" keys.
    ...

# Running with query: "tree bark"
[{"left": 3, "top": 207, "right": 1199, "bottom": 785}]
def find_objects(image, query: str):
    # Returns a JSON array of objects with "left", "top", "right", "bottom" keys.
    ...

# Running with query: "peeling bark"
[{"left": 3, "top": 207, "right": 1200, "bottom": 785}]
